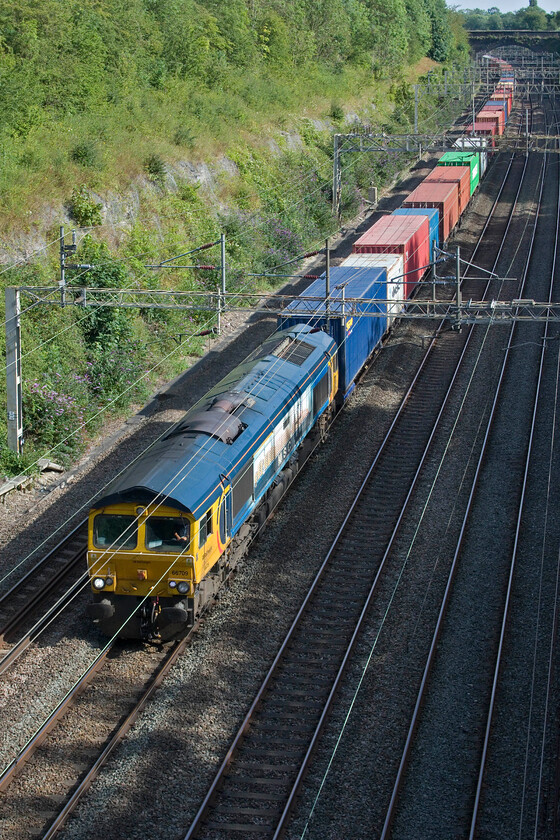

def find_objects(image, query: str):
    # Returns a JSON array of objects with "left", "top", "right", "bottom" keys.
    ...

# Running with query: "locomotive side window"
[
  {"left": 94, "top": 514, "right": 137, "bottom": 549},
  {"left": 146, "top": 517, "right": 190, "bottom": 552},
  {"left": 199, "top": 508, "right": 213, "bottom": 547}
]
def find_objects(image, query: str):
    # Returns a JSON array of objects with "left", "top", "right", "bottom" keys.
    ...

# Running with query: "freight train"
[{"left": 87, "top": 62, "right": 515, "bottom": 641}]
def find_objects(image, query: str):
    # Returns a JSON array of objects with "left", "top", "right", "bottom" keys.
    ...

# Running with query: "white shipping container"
[
  {"left": 453, "top": 136, "right": 488, "bottom": 176},
  {"left": 340, "top": 252, "right": 404, "bottom": 325}
]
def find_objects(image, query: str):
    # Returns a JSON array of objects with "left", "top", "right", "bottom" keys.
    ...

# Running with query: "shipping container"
[
  {"left": 278, "top": 266, "right": 388, "bottom": 399},
  {"left": 493, "top": 87, "right": 513, "bottom": 103},
  {"left": 425, "top": 164, "right": 471, "bottom": 214},
  {"left": 340, "top": 252, "right": 404, "bottom": 325},
  {"left": 485, "top": 100, "right": 509, "bottom": 120},
  {"left": 403, "top": 181, "right": 459, "bottom": 242},
  {"left": 477, "top": 110, "right": 504, "bottom": 135},
  {"left": 392, "top": 207, "right": 439, "bottom": 263},
  {"left": 493, "top": 94, "right": 513, "bottom": 112},
  {"left": 467, "top": 122, "right": 497, "bottom": 146},
  {"left": 453, "top": 136, "right": 488, "bottom": 176},
  {"left": 437, "top": 151, "right": 480, "bottom": 196},
  {"left": 352, "top": 214, "right": 430, "bottom": 298},
  {"left": 490, "top": 93, "right": 512, "bottom": 114}
]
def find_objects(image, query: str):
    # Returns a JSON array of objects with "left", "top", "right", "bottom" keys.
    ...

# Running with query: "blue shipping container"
[
  {"left": 278, "top": 266, "right": 388, "bottom": 399},
  {"left": 392, "top": 207, "right": 439, "bottom": 261},
  {"left": 485, "top": 99, "right": 509, "bottom": 120}
]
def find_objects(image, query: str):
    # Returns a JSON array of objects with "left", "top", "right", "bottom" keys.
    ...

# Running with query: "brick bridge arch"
[{"left": 468, "top": 30, "right": 560, "bottom": 56}]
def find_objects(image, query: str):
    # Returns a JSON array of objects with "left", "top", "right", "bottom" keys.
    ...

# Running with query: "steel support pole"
[
  {"left": 414, "top": 85, "right": 418, "bottom": 134},
  {"left": 432, "top": 242, "right": 437, "bottom": 303},
  {"left": 332, "top": 135, "right": 341, "bottom": 219},
  {"left": 59, "top": 225, "right": 66, "bottom": 306},
  {"left": 219, "top": 232, "right": 226, "bottom": 334},
  {"left": 456, "top": 247, "right": 462, "bottom": 323},
  {"left": 5, "top": 287, "right": 23, "bottom": 454},
  {"left": 325, "top": 238, "right": 330, "bottom": 330}
]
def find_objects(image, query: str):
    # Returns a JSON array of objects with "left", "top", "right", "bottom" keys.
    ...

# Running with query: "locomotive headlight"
[
  {"left": 177, "top": 581, "right": 189, "bottom": 594},
  {"left": 105, "top": 576, "right": 114, "bottom": 587},
  {"left": 168, "top": 580, "right": 177, "bottom": 588},
  {"left": 93, "top": 577, "right": 105, "bottom": 590}
]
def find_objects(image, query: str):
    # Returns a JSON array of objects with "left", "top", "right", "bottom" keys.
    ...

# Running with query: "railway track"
[
  {"left": 180, "top": 103, "right": 545, "bottom": 839},
  {"left": 283, "top": 99, "right": 560, "bottom": 840},
  {"left": 0, "top": 523, "right": 88, "bottom": 646},
  {"left": 377, "top": 97, "right": 557, "bottom": 840}
]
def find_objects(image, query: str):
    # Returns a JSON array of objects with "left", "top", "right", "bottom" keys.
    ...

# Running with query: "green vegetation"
[
  {"left": 0, "top": 0, "right": 467, "bottom": 476},
  {"left": 460, "top": 3, "right": 560, "bottom": 31}
]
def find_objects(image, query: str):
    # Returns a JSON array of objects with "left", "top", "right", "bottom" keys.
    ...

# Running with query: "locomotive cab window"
[
  {"left": 146, "top": 517, "right": 190, "bottom": 552},
  {"left": 199, "top": 508, "right": 213, "bottom": 547},
  {"left": 93, "top": 514, "right": 137, "bottom": 549}
]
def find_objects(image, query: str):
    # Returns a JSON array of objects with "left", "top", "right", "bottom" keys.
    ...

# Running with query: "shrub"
[
  {"left": 23, "top": 372, "right": 92, "bottom": 459},
  {"left": 144, "top": 153, "right": 166, "bottom": 183},
  {"left": 88, "top": 338, "right": 149, "bottom": 408},
  {"left": 173, "top": 126, "right": 196, "bottom": 147},
  {"left": 178, "top": 182, "right": 200, "bottom": 203},
  {"left": 0, "top": 445, "right": 39, "bottom": 479},
  {"left": 70, "top": 141, "right": 99, "bottom": 168},
  {"left": 330, "top": 101, "right": 344, "bottom": 122},
  {"left": 69, "top": 185, "right": 103, "bottom": 226}
]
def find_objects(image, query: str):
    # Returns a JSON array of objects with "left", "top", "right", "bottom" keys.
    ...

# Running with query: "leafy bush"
[
  {"left": 144, "top": 153, "right": 166, "bottom": 183},
  {"left": 70, "top": 141, "right": 100, "bottom": 168},
  {"left": 0, "top": 445, "right": 39, "bottom": 479},
  {"left": 330, "top": 101, "right": 344, "bottom": 122},
  {"left": 23, "top": 373, "right": 92, "bottom": 459},
  {"left": 88, "top": 338, "right": 149, "bottom": 408},
  {"left": 173, "top": 126, "right": 196, "bottom": 147},
  {"left": 69, "top": 185, "right": 103, "bottom": 226}
]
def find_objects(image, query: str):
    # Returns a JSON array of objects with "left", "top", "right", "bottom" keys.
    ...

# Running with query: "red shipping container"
[
  {"left": 425, "top": 165, "right": 471, "bottom": 215},
  {"left": 493, "top": 92, "right": 513, "bottom": 110},
  {"left": 466, "top": 122, "right": 496, "bottom": 147},
  {"left": 403, "top": 181, "right": 459, "bottom": 243},
  {"left": 477, "top": 109, "right": 504, "bottom": 135},
  {"left": 493, "top": 88, "right": 512, "bottom": 103},
  {"left": 352, "top": 214, "right": 430, "bottom": 298}
]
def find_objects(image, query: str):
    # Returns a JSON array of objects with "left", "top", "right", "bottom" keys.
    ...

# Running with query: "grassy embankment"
[{"left": 0, "top": 1, "right": 469, "bottom": 475}]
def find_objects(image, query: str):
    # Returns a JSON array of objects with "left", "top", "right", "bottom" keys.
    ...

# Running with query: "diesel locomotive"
[{"left": 87, "top": 324, "right": 338, "bottom": 640}]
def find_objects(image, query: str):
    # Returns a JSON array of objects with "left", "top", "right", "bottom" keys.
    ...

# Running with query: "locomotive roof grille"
[{"left": 272, "top": 338, "right": 315, "bottom": 366}]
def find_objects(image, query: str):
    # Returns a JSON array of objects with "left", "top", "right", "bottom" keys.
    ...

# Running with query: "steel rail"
[
  {"left": 469, "top": 102, "right": 560, "bottom": 840},
  {"left": 379, "top": 97, "right": 550, "bottom": 840},
  {"left": 0, "top": 645, "right": 112, "bottom": 792},
  {"left": 182, "top": 117, "right": 532, "bottom": 840},
  {"left": 39, "top": 633, "right": 193, "bottom": 839},
  {"left": 0, "top": 520, "right": 87, "bottom": 643},
  {"left": 0, "top": 564, "right": 90, "bottom": 677}
]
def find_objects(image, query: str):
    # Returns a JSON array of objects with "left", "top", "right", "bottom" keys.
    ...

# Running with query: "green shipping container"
[{"left": 437, "top": 151, "right": 480, "bottom": 196}]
